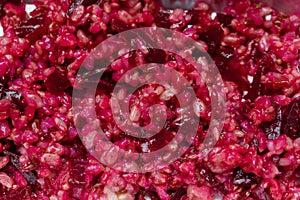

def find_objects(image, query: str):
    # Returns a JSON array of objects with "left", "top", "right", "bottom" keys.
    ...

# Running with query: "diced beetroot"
[
  {"left": 154, "top": 7, "right": 172, "bottom": 28},
  {"left": 281, "top": 97, "right": 300, "bottom": 139},
  {"left": 187, "top": 9, "right": 200, "bottom": 25},
  {"left": 0, "top": 0, "right": 5, "bottom": 18},
  {"left": 6, "top": 0, "right": 21, "bottom": 5},
  {"left": 127, "top": 50, "right": 142, "bottom": 68},
  {"left": 146, "top": 129, "right": 175, "bottom": 152},
  {"left": 214, "top": 46, "right": 235, "bottom": 68},
  {"left": 245, "top": 65, "right": 265, "bottom": 100},
  {"left": 214, "top": 47, "right": 249, "bottom": 91},
  {"left": 248, "top": 41, "right": 264, "bottom": 61},
  {"left": 217, "top": 13, "right": 233, "bottom": 28},
  {"left": 145, "top": 49, "right": 166, "bottom": 64},
  {"left": 109, "top": 18, "right": 131, "bottom": 33},
  {"left": 96, "top": 75, "right": 116, "bottom": 94},
  {"left": 44, "top": 68, "right": 71, "bottom": 93},
  {"left": 14, "top": 7, "right": 48, "bottom": 43},
  {"left": 199, "top": 25, "right": 224, "bottom": 56},
  {"left": 14, "top": 12, "right": 44, "bottom": 36}
]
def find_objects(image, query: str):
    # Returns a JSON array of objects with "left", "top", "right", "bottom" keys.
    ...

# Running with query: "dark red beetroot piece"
[
  {"left": 0, "top": 0, "right": 299, "bottom": 199},
  {"left": 44, "top": 68, "right": 71, "bottom": 93},
  {"left": 14, "top": 7, "right": 48, "bottom": 44},
  {"left": 281, "top": 97, "right": 300, "bottom": 139}
]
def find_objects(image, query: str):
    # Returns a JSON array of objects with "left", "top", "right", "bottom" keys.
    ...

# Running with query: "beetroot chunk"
[
  {"left": 154, "top": 7, "right": 172, "bottom": 28},
  {"left": 44, "top": 69, "right": 71, "bottom": 93},
  {"left": 14, "top": 8, "right": 48, "bottom": 43},
  {"left": 281, "top": 97, "right": 300, "bottom": 139},
  {"left": 145, "top": 49, "right": 167, "bottom": 64},
  {"left": 217, "top": 13, "right": 233, "bottom": 28},
  {"left": 199, "top": 25, "right": 224, "bottom": 56},
  {"left": 0, "top": 0, "right": 5, "bottom": 18},
  {"left": 214, "top": 47, "right": 249, "bottom": 91},
  {"left": 109, "top": 18, "right": 131, "bottom": 33}
]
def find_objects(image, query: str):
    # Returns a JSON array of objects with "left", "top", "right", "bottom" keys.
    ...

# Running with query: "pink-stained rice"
[{"left": 0, "top": 0, "right": 299, "bottom": 199}]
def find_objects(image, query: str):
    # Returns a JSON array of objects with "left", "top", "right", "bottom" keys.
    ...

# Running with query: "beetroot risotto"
[{"left": 0, "top": 0, "right": 300, "bottom": 199}]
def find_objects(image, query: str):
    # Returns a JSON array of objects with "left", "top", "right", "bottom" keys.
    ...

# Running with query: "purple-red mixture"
[{"left": 0, "top": 0, "right": 300, "bottom": 199}]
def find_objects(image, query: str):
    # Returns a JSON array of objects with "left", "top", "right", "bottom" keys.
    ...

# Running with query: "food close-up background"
[{"left": 0, "top": 0, "right": 300, "bottom": 199}]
